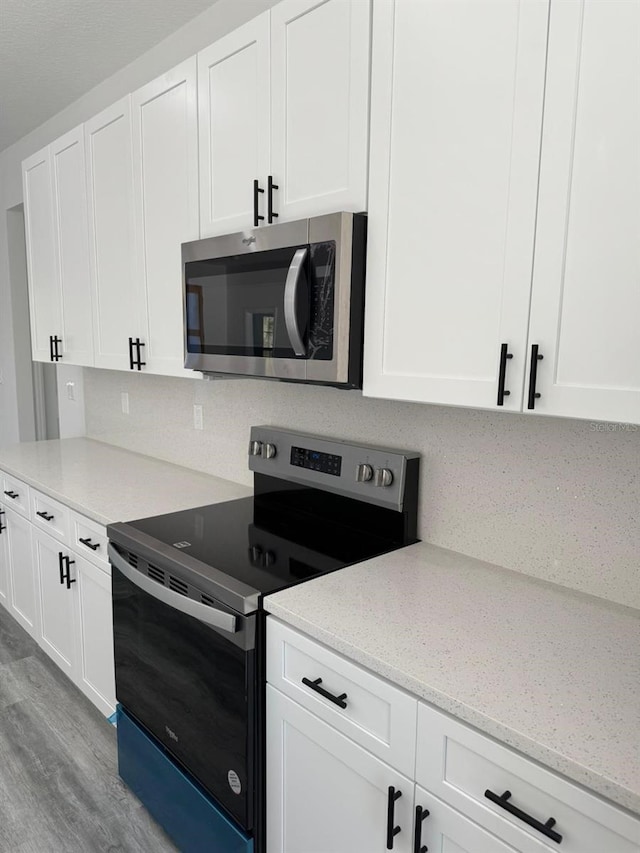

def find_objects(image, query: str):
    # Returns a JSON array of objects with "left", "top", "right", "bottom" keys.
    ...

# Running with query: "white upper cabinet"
[
  {"left": 132, "top": 58, "right": 199, "bottom": 377},
  {"left": 525, "top": 0, "right": 640, "bottom": 424},
  {"left": 270, "top": 0, "right": 370, "bottom": 222},
  {"left": 198, "top": 14, "right": 270, "bottom": 237},
  {"left": 86, "top": 97, "right": 144, "bottom": 371},
  {"left": 364, "top": 0, "right": 548, "bottom": 411},
  {"left": 198, "top": 0, "right": 370, "bottom": 236},
  {"left": 22, "top": 147, "right": 63, "bottom": 363},
  {"left": 51, "top": 126, "right": 94, "bottom": 366}
]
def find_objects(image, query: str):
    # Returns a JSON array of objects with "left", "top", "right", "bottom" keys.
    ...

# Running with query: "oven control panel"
[{"left": 248, "top": 426, "right": 419, "bottom": 511}]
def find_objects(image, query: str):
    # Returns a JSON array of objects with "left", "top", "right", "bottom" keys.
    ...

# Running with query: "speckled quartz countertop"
[
  {"left": 0, "top": 438, "right": 250, "bottom": 524},
  {"left": 265, "top": 542, "right": 640, "bottom": 816}
]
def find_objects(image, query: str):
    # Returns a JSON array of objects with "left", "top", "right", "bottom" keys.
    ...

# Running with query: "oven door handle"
[
  {"left": 108, "top": 544, "right": 238, "bottom": 634},
  {"left": 284, "top": 247, "right": 308, "bottom": 357}
]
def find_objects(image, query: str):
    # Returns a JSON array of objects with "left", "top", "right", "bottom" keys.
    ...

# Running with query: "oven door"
[{"left": 109, "top": 544, "right": 256, "bottom": 831}]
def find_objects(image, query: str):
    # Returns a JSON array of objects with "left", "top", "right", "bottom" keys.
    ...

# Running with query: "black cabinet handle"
[
  {"left": 58, "top": 551, "right": 65, "bottom": 585},
  {"left": 496, "top": 343, "right": 513, "bottom": 406},
  {"left": 301, "top": 677, "right": 347, "bottom": 709},
  {"left": 79, "top": 537, "right": 100, "bottom": 551},
  {"left": 128, "top": 337, "right": 146, "bottom": 370},
  {"left": 60, "top": 555, "right": 76, "bottom": 590},
  {"left": 386, "top": 786, "right": 402, "bottom": 849},
  {"left": 527, "top": 344, "right": 544, "bottom": 409},
  {"left": 64, "top": 556, "right": 76, "bottom": 590},
  {"left": 4, "top": 491, "right": 19, "bottom": 499},
  {"left": 413, "top": 804, "right": 430, "bottom": 853},
  {"left": 36, "top": 511, "right": 54, "bottom": 522},
  {"left": 267, "top": 175, "right": 279, "bottom": 223},
  {"left": 253, "top": 179, "right": 265, "bottom": 227},
  {"left": 49, "top": 335, "right": 55, "bottom": 363},
  {"left": 0, "top": 509, "right": 5, "bottom": 534},
  {"left": 485, "top": 789, "right": 562, "bottom": 844},
  {"left": 52, "top": 336, "right": 62, "bottom": 362}
]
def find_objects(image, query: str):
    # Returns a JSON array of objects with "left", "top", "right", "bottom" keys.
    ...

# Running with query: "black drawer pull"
[
  {"left": 79, "top": 537, "right": 100, "bottom": 551},
  {"left": 253, "top": 179, "right": 265, "bottom": 227},
  {"left": 301, "top": 677, "right": 347, "bottom": 709},
  {"left": 3, "top": 490, "right": 19, "bottom": 499},
  {"left": 36, "top": 511, "right": 54, "bottom": 522},
  {"left": 413, "top": 804, "right": 429, "bottom": 853},
  {"left": 58, "top": 551, "right": 65, "bottom": 585},
  {"left": 0, "top": 509, "right": 5, "bottom": 534},
  {"left": 386, "top": 786, "right": 402, "bottom": 849},
  {"left": 496, "top": 343, "right": 513, "bottom": 406},
  {"left": 485, "top": 789, "right": 562, "bottom": 843}
]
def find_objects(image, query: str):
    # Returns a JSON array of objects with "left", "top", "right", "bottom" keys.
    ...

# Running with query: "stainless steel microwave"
[{"left": 181, "top": 212, "right": 366, "bottom": 388}]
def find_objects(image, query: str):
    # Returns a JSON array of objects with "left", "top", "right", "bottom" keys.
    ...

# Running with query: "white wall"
[
  {"left": 84, "top": 369, "right": 640, "bottom": 609},
  {"left": 0, "top": 0, "right": 280, "bottom": 446}
]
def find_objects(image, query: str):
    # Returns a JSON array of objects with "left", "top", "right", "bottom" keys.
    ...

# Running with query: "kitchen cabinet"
[
  {"left": 32, "top": 527, "right": 77, "bottom": 679},
  {"left": 132, "top": 57, "right": 199, "bottom": 377},
  {"left": 266, "top": 685, "right": 415, "bottom": 853},
  {"left": 22, "top": 146, "right": 62, "bottom": 363},
  {"left": 198, "top": 13, "right": 270, "bottom": 237},
  {"left": 198, "top": 0, "right": 370, "bottom": 237},
  {"left": 0, "top": 506, "right": 8, "bottom": 609},
  {"left": 50, "top": 126, "right": 94, "bottom": 366},
  {"left": 364, "top": 0, "right": 640, "bottom": 425},
  {"left": 363, "top": 0, "right": 548, "bottom": 412},
  {"left": 2, "top": 505, "right": 38, "bottom": 639},
  {"left": 266, "top": 617, "right": 640, "bottom": 853},
  {"left": 85, "top": 96, "right": 144, "bottom": 371},
  {"left": 524, "top": 0, "right": 640, "bottom": 423}
]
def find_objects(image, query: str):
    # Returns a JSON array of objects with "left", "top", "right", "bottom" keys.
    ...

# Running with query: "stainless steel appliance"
[
  {"left": 182, "top": 213, "right": 366, "bottom": 387},
  {"left": 108, "top": 426, "right": 419, "bottom": 853}
]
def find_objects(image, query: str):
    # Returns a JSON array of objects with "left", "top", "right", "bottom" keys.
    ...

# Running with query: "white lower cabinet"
[
  {"left": 267, "top": 685, "right": 414, "bottom": 853},
  {"left": 0, "top": 506, "right": 9, "bottom": 609},
  {"left": 32, "top": 528, "right": 77, "bottom": 678},
  {"left": 5, "top": 507, "right": 38, "bottom": 639},
  {"left": 266, "top": 618, "right": 640, "bottom": 853},
  {"left": 74, "top": 553, "right": 115, "bottom": 716}
]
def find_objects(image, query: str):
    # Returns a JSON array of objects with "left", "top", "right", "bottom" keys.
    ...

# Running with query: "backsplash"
[{"left": 84, "top": 369, "right": 640, "bottom": 608}]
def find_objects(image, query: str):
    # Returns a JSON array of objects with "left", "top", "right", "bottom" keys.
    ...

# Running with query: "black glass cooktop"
[{"left": 117, "top": 476, "right": 414, "bottom": 603}]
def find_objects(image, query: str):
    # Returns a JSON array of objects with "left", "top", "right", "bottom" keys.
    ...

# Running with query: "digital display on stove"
[{"left": 290, "top": 445, "right": 342, "bottom": 477}]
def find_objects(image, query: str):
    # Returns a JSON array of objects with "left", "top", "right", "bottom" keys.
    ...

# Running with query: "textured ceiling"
[{"left": 0, "top": 0, "right": 221, "bottom": 152}]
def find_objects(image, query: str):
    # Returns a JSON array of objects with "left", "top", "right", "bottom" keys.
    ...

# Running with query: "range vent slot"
[
  {"left": 201, "top": 594, "right": 216, "bottom": 608},
  {"left": 128, "top": 553, "right": 138, "bottom": 568},
  {"left": 147, "top": 564, "right": 165, "bottom": 583},
  {"left": 169, "top": 576, "right": 188, "bottom": 596}
]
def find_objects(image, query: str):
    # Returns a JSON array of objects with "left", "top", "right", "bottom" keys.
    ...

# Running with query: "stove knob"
[
  {"left": 249, "top": 545, "right": 263, "bottom": 564},
  {"left": 374, "top": 467, "right": 394, "bottom": 487},
  {"left": 356, "top": 463, "right": 373, "bottom": 483},
  {"left": 248, "top": 440, "right": 263, "bottom": 457},
  {"left": 262, "top": 442, "right": 277, "bottom": 460},
  {"left": 263, "top": 549, "right": 276, "bottom": 567}
]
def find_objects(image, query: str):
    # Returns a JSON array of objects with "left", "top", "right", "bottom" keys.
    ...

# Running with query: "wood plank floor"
[{"left": 0, "top": 606, "right": 178, "bottom": 852}]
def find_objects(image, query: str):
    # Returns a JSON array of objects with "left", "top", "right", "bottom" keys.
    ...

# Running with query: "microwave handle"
[
  {"left": 284, "top": 247, "right": 308, "bottom": 357},
  {"left": 108, "top": 544, "right": 237, "bottom": 634}
]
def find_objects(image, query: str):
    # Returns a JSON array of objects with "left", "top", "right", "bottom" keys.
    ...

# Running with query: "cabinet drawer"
[
  {"left": 416, "top": 702, "right": 640, "bottom": 853},
  {"left": 30, "top": 490, "right": 70, "bottom": 545},
  {"left": 1, "top": 474, "right": 30, "bottom": 519},
  {"left": 266, "top": 618, "right": 417, "bottom": 777},
  {"left": 70, "top": 511, "right": 109, "bottom": 571}
]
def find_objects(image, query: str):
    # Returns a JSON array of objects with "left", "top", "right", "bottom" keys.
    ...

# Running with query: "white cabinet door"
[
  {"left": 86, "top": 96, "right": 144, "bottom": 371},
  {"left": 51, "top": 126, "right": 94, "bottom": 366},
  {"left": 198, "top": 14, "right": 270, "bottom": 237},
  {"left": 415, "top": 785, "right": 518, "bottom": 853},
  {"left": 267, "top": 685, "right": 413, "bottom": 853},
  {"left": 270, "top": 0, "right": 370, "bottom": 223},
  {"left": 32, "top": 529, "right": 77, "bottom": 678},
  {"left": 22, "top": 146, "right": 62, "bottom": 363},
  {"left": 364, "top": 0, "right": 548, "bottom": 411},
  {"left": 132, "top": 58, "right": 199, "bottom": 377},
  {"left": 6, "top": 509, "right": 38, "bottom": 638},
  {"left": 74, "top": 554, "right": 115, "bottom": 716},
  {"left": 0, "top": 504, "right": 10, "bottom": 610},
  {"left": 525, "top": 0, "right": 640, "bottom": 424}
]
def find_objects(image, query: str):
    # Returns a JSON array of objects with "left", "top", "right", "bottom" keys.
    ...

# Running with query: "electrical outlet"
[
  {"left": 66, "top": 381, "right": 75, "bottom": 401},
  {"left": 121, "top": 392, "right": 130, "bottom": 415},
  {"left": 193, "top": 404, "right": 204, "bottom": 430}
]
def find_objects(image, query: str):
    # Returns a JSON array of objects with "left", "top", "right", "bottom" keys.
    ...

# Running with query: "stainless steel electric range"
[{"left": 107, "top": 426, "right": 419, "bottom": 853}]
